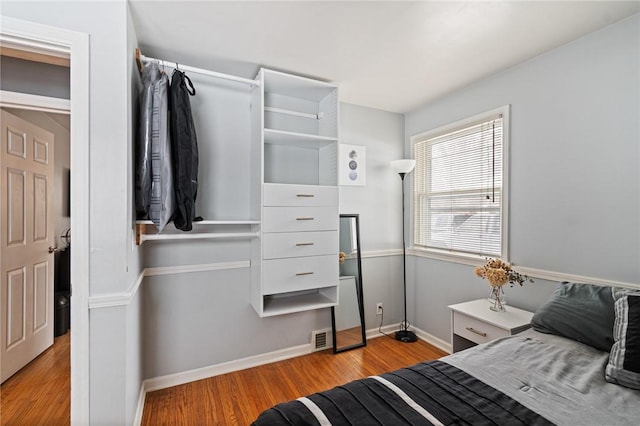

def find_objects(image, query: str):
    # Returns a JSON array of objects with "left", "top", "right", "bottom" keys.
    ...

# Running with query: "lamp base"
[{"left": 395, "top": 330, "right": 418, "bottom": 343}]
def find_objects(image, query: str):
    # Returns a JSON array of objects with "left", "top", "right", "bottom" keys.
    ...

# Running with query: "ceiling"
[{"left": 129, "top": 1, "right": 639, "bottom": 113}]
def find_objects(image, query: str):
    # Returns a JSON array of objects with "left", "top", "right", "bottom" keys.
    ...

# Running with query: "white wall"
[
  {"left": 2, "top": 1, "right": 145, "bottom": 423},
  {"left": 405, "top": 14, "right": 640, "bottom": 343}
]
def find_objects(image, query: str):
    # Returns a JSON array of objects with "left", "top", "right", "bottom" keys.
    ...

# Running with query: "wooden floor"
[
  {"left": 0, "top": 332, "right": 70, "bottom": 425},
  {"left": 0, "top": 333, "right": 446, "bottom": 425},
  {"left": 142, "top": 336, "right": 446, "bottom": 425}
]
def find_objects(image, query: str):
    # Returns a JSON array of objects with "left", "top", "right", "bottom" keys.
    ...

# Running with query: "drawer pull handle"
[
  {"left": 296, "top": 242, "right": 314, "bottom": 246},
  {"left": 296, "top": 272, "right": 314, "bottom": 276},
  {"left": 296, "top": 217, "right": 314, "bottom": 221},
  {"left": 296, "top": 193, "right": 315, "bottom": 198},
  {"left": 465, "top": 327, "right": 487, "bottom": 337}
]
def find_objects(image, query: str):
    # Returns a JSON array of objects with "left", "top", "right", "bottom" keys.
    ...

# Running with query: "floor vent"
[{"left": 311, "top": 328, "right": 332, "bottom": 352}]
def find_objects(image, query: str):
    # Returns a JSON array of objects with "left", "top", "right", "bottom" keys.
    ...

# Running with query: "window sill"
[{"left": 407, "top": 247, "right": 490, "bottom": 267}]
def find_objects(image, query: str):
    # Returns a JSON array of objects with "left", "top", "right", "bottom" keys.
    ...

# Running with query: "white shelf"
[
  {"left": 264, "top": 128, "right": 337, "bottom": 148},
  {"left": 263, "top": 69, "right": 336, "bottom": 101},
  {"left": 135, "top": 220, "right": 260, "bottom": 226},
  {"left": 135, "top": 220, "right": 260, "bottom": 245},
  {"left": 140, "top": 232, "right": 259, "bottom": 244},
  {"left": 252, "top": 68, "right": 340, "bottom": 317},
  {"left": 261, "top": 291, "right": 337, "bottom": 317},
  {"left": 264, "top": 106, "right": 321, "bottom": 120}
]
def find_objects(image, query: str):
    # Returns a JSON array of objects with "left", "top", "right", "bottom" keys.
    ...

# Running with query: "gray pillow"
[
  {"left": 531, "top": 282, "right": 615, "bottom": 351},
  {"left": 605, "top": 288, "right": 640, "bottom": 389}
]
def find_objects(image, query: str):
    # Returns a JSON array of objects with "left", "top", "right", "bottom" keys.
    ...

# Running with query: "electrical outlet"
[{"left": 376, "top": 303, "right": 383, "bottom": 315}]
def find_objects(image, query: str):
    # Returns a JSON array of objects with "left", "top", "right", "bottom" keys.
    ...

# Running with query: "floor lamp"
[{"left": 390, "top": 159, "right": 418, "bottom": 343}]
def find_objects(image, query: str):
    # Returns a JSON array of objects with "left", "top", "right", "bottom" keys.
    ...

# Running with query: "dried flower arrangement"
[
  {"left": 339, "top": 251, "right": 346, "bottom": 264},
  {"left": 474, "top": 258, "right": 533, "bottom": 287}
]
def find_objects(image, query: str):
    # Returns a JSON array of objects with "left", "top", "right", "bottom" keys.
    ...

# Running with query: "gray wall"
[
  {"left": 0, "top": 56, "right": 70, "bottom": 99},
  {"left": 405, "top": 14, "right": 640, "bottom": 343},
  {"left": 140, "top": 101, "right": 405, "bottom": 379},
  {"left": 339, "top": 103, "right": 406, "bottom": 327}
]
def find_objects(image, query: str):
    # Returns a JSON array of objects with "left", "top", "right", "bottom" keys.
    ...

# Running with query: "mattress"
[{"left": 253, "top": 329, "right": 640, "bottom": 425}]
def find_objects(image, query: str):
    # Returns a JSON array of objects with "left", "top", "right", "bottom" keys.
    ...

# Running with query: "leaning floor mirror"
[{"left": 331, "top": 214, "right": 366, "bottom": 353}]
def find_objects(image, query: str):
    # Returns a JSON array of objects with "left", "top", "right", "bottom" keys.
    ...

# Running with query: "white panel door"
[{"left": 1, "top": 109, "right": 55, "bottom": 383}]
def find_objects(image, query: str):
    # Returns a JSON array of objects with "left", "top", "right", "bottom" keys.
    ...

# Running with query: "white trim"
[
  {"left": 143, "top": 343, "right": 311, "bottom": 393},
  {"left": 409, "top": 105, "right": 511, "bottom": 262},
  {"left": 366, "top": 323, "right": 452, "bottom": 354},
  {"left": 149, "top": 259, "right": 249, "bottom": 276},
  {"left": 0, "top": 90, "right": 70, "bottom": 114},
  {"left": 411, "top": 327, "right": 452, "bottom": 354},
  {"left": 0, "top": 32, "right": 70, "bottom": 57},
  {"left": 515, "top": 266, "right": 639, "bottom": 290},
  {"left": 365, "top": 323, "right": 401, "bottom": 340},
  {"left": 144, "top": 260, "right": 250, "bottom": 277},
  {"left": 133, "top": 383, "right": 146, "bottom": 426},
  {"left": 132, "top": 323, "right": 448, "bottom": 424},
  {"left": 360, "top": 249, "right": 403, "bottom": 258},
  {"left": 0, "top": 16, "right": 91, "bottom": 425},
  {"left": 88, "top": 271, "right": 143, "bottom": 309},
  {"left": 408, "top": 247, "right": 486, "bottom": 266},
  {"left": 409, "top": 248, "right": 639, "bottom": 290},
  {"left": 89, "top": 261, "right": 251, "bottom": 309}
]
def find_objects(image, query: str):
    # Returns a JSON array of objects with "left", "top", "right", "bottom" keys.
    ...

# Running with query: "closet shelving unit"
[
  {"left": 251, "top": 68, "right": 340, "bottom": 317},
  {"left": 135, "top": 49, "right": 262, "bottom": 246}
]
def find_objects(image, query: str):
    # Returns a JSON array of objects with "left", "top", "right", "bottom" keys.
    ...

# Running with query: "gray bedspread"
[{"left": 444, "top": 329, "right": 640, "bottom": 425}]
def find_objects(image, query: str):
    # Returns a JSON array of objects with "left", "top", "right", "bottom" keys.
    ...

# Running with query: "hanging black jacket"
[{"left": 170, "top": 69, "right": 199, "bottom": 231}]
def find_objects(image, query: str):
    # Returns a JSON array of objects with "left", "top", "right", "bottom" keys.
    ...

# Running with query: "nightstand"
[{"left": 448, "top": 299, "right": 534, "bottom": 353}]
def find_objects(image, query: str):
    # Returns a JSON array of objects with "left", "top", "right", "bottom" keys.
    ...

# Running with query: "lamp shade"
[{"left": 390, "top": 159, "right": 416, "bottom": 174}]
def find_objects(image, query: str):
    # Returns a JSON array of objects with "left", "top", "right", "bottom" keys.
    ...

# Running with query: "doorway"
[
  {"left": 1, "top": 107, "right": 69, "bottom": 383},
  {"left": 1, "top": 15, "right": 90, "bottom": 423}
]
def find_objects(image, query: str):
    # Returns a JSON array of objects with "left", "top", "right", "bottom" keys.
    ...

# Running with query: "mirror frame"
[{"left": 331, "top": 214, "right": 367, "bottom": 353}]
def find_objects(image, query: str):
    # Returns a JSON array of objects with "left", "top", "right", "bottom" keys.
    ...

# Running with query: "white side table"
[{"left": 448, "top": 299, "right": 534, "bottom": 353}]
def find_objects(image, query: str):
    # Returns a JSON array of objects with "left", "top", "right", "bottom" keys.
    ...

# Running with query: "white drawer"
[
  {"left": 263, "top": 231, "right": 338, "bottom": 260},
  {"left": 264, "top": 183, "right": 338, "bottom": 207},
  {"left": 263, "top": 255, "right": 338, "bottom": 295},
  {"left": 263, "top": 206, "right": 338, "bottom": 233},
  {"left": 453, "top": 311, "right": 509, "bottom": 345}
]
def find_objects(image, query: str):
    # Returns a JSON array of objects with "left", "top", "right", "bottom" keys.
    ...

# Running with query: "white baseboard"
[
  {"left": 143, "top": 343, "right": 311, "bottom": 393},
  {"left": 366, "top": 323, "right": 452, "bottom": 354},
  {"left": 134, "top": 324, "right": 451, "bottom": 425},
  {"left": 412, "top": 327, "right": 452, "bottom": 354},
  {"left": 133, "top": 382, "right": 146, "bottom": 426}
]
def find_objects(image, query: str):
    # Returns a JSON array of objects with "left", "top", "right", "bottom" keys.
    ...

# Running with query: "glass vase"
[{"left": 488, "top": 285, "right": 506, "bottom": 312}]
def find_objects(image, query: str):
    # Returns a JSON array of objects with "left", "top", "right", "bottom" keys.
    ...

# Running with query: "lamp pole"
[{"left": 395, "top": 171, "right": 417, "bottom": 343}]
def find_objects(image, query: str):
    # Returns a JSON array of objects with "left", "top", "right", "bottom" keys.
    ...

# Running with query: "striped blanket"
[{"left": 252, "top": 360, "right": 553, "bottom": 425}]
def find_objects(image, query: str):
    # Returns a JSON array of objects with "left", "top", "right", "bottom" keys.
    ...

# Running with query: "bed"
[{"left": 253, "top": 283, "right": 640, "bottom": 425}]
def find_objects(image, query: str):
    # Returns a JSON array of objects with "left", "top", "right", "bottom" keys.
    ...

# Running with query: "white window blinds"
[{"left": 414, "top": 112, "right": 504, "bottom": 257}]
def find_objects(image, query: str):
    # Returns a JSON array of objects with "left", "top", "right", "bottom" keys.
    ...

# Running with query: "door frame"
[{"left": 0, "top": 16, "right": 90, "bottom": 424}]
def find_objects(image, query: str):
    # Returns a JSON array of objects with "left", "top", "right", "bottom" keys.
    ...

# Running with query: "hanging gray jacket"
[{"left": 135, "top": 62, "right": 174, "bottom": 232}]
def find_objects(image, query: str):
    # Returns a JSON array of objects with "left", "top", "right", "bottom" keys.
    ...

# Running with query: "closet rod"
[{"left": 136, "top": 48, "right": 259, "bottom": 87}]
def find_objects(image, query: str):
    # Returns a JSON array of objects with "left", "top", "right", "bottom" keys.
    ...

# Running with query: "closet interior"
[{"left": 135, "top": 51, "right": 340, "bottom": 316}]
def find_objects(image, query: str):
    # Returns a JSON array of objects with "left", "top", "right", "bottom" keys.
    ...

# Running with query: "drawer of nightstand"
[
  {"left": 263, "top": 255, "right": 338, "bottom": 295},
  {"left": 263, "top": 231, "right": 337, "bottom": 259},
  {"left": 453, "top": 311, "right": 509, "bottom": 345},
  {"left": 264, "top": 184, "right": 338, "bottom": 207},
  {"left": 263, "top": 206, "right": 338, "bottom": 232}
]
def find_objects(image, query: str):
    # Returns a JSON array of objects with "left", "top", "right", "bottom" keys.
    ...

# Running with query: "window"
[{"left": 413, "top": 106, "right": 509, "bottom": 258}]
